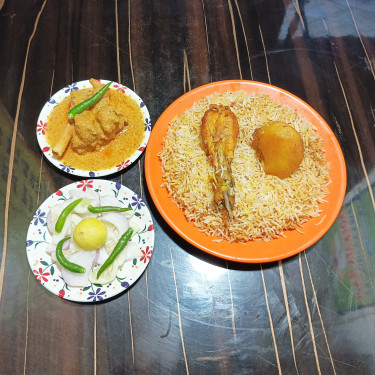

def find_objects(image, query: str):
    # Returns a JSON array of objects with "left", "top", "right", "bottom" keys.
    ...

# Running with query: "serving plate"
[
  {"left": 36, "top": 80, "right": 151, "bottom": 177},
  {"left": 26, "top": 179, "right": 154, "bottom": 302},
  {"left": 145, "top": 80, "right": 346, "bottom": 263}
]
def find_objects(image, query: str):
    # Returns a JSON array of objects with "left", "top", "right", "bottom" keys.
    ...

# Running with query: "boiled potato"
[{"left": 251, "top": 121, "right": 304, "bottom": 179}]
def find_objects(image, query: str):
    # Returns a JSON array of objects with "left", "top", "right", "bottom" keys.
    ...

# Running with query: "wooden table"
[{"left": 1, "top": 0, "right": 374, "bottom": 374}]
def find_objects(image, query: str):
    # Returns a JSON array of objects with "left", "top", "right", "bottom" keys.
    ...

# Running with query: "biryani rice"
[{"left": 159, "top": 91, "right": 330, "bottom": 242}]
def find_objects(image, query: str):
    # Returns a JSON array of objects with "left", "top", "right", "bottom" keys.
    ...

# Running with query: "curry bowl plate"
[{"left": 36, "top": 80, "right": 151, "bottom": 177}]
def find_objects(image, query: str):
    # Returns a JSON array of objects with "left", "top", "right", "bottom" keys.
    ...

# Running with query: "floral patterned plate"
[
  {"left": 26, "top": 179, "right": 155, "bottom": 302},
  {"left": 36, "top": 80, "right": 151, "bottom": 177}
]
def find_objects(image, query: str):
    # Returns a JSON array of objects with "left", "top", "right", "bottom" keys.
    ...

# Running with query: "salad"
[{"left": 46, "top": 188, "right": 143, "bottom": 288}]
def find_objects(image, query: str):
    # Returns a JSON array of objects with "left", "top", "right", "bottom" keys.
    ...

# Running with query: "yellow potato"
[{"left": 251, "top": 121, "right": 304, "bottom": 179}]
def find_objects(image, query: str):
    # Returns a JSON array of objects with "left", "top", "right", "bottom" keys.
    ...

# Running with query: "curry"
[{"left": 46, "top": 79, "right": 145, "bottom": 171}]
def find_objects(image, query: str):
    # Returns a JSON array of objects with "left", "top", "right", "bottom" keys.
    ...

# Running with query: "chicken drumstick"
[{"left": 200, "top": 104, "right": 239, "bottom": 223}]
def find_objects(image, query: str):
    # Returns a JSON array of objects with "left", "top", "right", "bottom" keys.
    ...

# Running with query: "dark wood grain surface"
[{"left": 1, "top": 0, "right": 375, "bottom": 374}]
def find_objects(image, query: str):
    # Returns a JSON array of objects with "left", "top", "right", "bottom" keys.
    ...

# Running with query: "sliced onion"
[
  {"left": 96, "top": 246, "right": 109, "bottom": 265},
  {"left": 100, "top": 195, "right": 134, "bottom": 219},
  {"left": 73, "top": 199, "right": 93, "bottom": 215},
  {"left": 104, "top": 227, "right": 120, "bottom": 253},
  {"left": 116, "top": 241, "right": 142, "bottom": 268},
  {"left": 92, "top": 248, "right": 101, "bottom": 266},
  {"left": 47, "top": 210, "right": 53, "bottom": 234},
  {"left": 45, "top": 243, "right": 56, "bottom": 254},
  {"left": 70, "top": 213, "right": 83, "bottom": 230},
  {"left": 128, "top": 220, "right": 142, "bottom": 237},
  {"left": 46, "top": 238, "right": 70, "bottom": 254},
  {"left": 122, "top": 210, "right": 135, "bottom": 220},
  {"left": 89, "top": 262, "right": 118, "bottom": 285},
  {"left": 46, "top": 189, "right": 141, "bottom": 288},
  {"left": 68, "top": 189, "right": 100, "bottom": 202},
  {"left": 101, "top": 212, "right": 129, "bottom": 234},
  {"left": 61, "top": 250, "right": 97, "bottom": 287},
  {"left": 100, "top": 195, "right": 122, "bottom": 206},
  {"left": 51, "top": 214, "right": 72, "bottom": 244},
  {"left": 48, "top": 198, "right": 73, "bottom": 229},
  {"left": 63, "top": 239, "right": 70, "bottom": 250}
]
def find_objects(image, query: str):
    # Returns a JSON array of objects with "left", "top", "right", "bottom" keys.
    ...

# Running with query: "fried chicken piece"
[{"left": 200, "top": 104, "right": 239, "bottom": 222}]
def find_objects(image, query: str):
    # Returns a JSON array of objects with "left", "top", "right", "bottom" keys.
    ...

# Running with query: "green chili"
[
  {"left": 88, "top": 204, "right": 132, "bottom": 214},
  {"left": 68, "top": 81, "right": 113, "bottom": 119},
  {"left": 55, "top": 198, "right": 83, "bottom": 233},
  {"left": 97, "top": 227, "right": 133, "bottom": 279},
  {"left": 56, "top": 237, "right": 86, "bottom": 273}
]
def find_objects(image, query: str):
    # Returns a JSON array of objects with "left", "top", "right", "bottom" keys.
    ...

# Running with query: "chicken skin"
[{"left": 200, "top": 104, "right": 239, "bottom": 222}]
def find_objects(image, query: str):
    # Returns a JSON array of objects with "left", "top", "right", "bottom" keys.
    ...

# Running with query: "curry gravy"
[{"left": 46, "top": 88, "right": 145, "bottom": 171}]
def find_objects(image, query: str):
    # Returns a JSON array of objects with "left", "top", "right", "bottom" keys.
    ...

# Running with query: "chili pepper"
[
  {"left": 97, "top": 227, "right": 133, "bottom": 279},
  {"left": 68, "top": 81, "right": 113, "bottom": 119},
  {"left": 56, "top": 237, "right": 86, "bottom": 273},
  {"left": 55, "top": 198, "right": 83, "bottom": 233},
  {"left": 88, "top": 204, "right": 132, "bottom": 214}
]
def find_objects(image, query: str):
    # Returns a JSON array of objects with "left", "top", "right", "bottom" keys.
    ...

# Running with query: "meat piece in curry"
[{"left": 52, "top": 78, "right": 128, "bottom": 156}]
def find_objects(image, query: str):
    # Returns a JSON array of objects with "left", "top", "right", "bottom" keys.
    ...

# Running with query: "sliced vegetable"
[
  {"left": 55, "top": 198, "right": 83, "bottom": 233},
  {"left": 61, "top": 250, "right": 97, "bottom": 287},
  {"left": 47, "top": 209, "right": 53, "bottom": 234},
  {"left": 68, "top": 81, "right": 113, "bottom": 119},
  {"left": 90, "top": 262, "right": 118, "bottom": 285},
  {"left": 101, "top": 212, "right": 129, "bottom": 235},
  {"left": 100, "top": 195, "right": 135, "bottom": 219},
  {"left": 56, "top": 237, "right": 86, "bottom": 273},
  {"left": 97, "top": 228, "right": 133, "bottom": 279},
  {"left": 88, "top": 205, "right": 132, "bottom": 214},
  {"left": 116, "top": 241, "right": 142, "bottom": 267},
  {"left": 69, "top": 189, "right": 100, "bottom": 201}
]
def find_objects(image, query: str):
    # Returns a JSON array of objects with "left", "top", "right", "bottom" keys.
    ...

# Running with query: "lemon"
[{"left": 73, "top": 218, "right": 107, "bottom": 250}]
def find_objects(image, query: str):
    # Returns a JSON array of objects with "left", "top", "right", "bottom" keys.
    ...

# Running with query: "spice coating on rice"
[{"left": 159, "top": 91, "right": 330, "bottom": 242}]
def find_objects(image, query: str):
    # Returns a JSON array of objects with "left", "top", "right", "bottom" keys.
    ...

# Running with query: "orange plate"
[{"left": 145, "top": 80, "right": 347, "bottom": 263}]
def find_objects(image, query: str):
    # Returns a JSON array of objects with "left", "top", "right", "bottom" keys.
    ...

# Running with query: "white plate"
[
  {"left": 36, "top": 80, "right": 151, "bottom": 177},
  {"left": 26, "top": 179, "right": 155, "bottom": 302}
]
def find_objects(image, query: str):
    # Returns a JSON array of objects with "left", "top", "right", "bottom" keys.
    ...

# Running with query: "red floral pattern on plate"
[
  {"left": 116, "top": 160, "right": 130, "bottom": 171},
  {"left": 37, "top": 120, "right": 47, "bottom": 135},
  {"left": 113, "top": 83, "right": 127, "bottom": 93},
  {"left": 33, "top": 267, "right": 50, "bottom": 283},
  {"left": 77, "top": 180, "right": 94, "bottom": 191},
  {"left": 140, "top": 246, "right": 153, "bottom": 263}
]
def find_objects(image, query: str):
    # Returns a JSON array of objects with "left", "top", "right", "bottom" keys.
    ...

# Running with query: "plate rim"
[
  {"left": 26, "top": 179, "right": 155, "bottom": 302},
  {"left": 145, "top": 80, "right": 347, "bottom": 263},
  {"left": 36, "top": 79, "right": 151, "bottom": 177}
]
